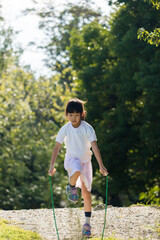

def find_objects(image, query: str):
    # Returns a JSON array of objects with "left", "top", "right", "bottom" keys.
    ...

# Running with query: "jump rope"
[{"left": 49, "top": 174, "right": 108, "bottom": 240}]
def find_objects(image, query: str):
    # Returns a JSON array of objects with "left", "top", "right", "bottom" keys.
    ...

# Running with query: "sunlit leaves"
[
  {"left": 146, "top": 0, "right": 160, "bottom": 9},
  {"left": 137, "top": 0, "right": 160, "bottom": 46},
  {"left": 138, "top": 27, "right": 160, "bottom": 47}
]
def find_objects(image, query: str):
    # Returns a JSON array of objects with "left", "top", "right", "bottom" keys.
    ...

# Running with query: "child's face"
[{"left": 67, "top": 112, "right": 81, "bottom": 128}]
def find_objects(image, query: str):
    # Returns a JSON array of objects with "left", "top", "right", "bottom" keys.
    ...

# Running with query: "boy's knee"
[{"left": 71, "top": 171, "right": 81, "bottom": 178}]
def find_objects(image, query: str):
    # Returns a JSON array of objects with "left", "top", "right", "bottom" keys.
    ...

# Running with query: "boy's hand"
[
  {"left": 48, "top": 167, "right": 56, "bottom": 176},
  {"left": 100, "top": 165, "right": 108, "bottom": 176}
]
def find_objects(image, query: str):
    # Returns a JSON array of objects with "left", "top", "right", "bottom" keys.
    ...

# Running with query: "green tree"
[
  {"left": 0, "top": 14, "right": 73, "bottom": 209},
  {"left": 70, "top": 0, "right": 160, "bottom": 205},
  {"left": 111, "top": 0, "right": 160, "bottom": 207},
  {"left": 0, "top": 66, "right": 73, "bottom": 209}
]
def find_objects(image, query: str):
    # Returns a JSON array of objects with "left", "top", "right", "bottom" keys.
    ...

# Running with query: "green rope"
[
  {"left": 49, "top": 176, "right": 60, "bottom": 240},
  {"left": 101, "top": 175, "right": 108, "bottom": 240}
]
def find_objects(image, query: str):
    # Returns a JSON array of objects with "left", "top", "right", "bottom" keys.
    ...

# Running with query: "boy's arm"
[
  {"left": 91, "top": 140, "right": 108, "bottom": 176},
  {"left": 48, "top": 142, "right": 62, "bottom": 176}
]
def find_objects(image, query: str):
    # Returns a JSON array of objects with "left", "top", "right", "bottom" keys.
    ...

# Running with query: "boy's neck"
[{"left": 71, "top": 120, "right": 81, "bottom": 128}]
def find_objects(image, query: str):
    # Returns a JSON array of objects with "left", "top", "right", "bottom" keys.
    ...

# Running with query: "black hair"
[{"left": 65, "top": 98, "right": 87, "bottom": 120}]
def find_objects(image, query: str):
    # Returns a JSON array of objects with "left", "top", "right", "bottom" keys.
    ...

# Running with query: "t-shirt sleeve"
[
  {"left": 86, "top": 124, "right": 97, "bottom": 142},
  {"left": 55, "top": 125, "right": 66, "bottom": 144}
]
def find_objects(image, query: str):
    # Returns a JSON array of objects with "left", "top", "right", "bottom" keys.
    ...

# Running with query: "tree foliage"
[
  {"left": 0, "top": 66, "right": 72, "bottom": 209},
  {"left": 137, "top": 0, "right": 160, "bottom": 46},
  {"left": 147, "top": 0, "right": 160, "bottom": 9},
  {"left": 138, "top": 26, "right": 160, "bottom": 47},
  {"left": 0, "top": 11, "right": 72, "bottom": 209}
]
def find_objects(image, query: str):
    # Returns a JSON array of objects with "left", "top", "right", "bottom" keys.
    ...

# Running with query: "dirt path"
[{"left": 0, "top": 205, "right": 160, "bottom": 240}]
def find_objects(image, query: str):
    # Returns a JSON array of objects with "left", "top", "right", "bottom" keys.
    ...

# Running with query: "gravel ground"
[{"left": 0, "top": 205, "right": 160, "bottom": 240}]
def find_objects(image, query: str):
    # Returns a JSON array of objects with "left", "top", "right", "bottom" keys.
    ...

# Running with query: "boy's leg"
[
  {"left": 70, "top": 171, "right": 81, "bottom": 186},
  {"left": 81, "top": 180, "right": 92, "bottom": 237},
  {"left": 81, "top": 180, "right": 91, "bottom": 211}
]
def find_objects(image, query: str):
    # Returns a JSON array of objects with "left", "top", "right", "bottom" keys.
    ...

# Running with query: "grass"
[{"left": 0, "top": 218, "right": 42, "bottom": 240}]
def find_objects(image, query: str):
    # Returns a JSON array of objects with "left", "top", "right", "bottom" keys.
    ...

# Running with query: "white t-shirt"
[{"left": 56, "top": 121, "right": 97, "bottom": 163}]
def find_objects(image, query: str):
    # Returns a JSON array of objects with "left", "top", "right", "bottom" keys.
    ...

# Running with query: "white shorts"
[{"left": 64, "top": 157, "right": 92, "bottom": 192}]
